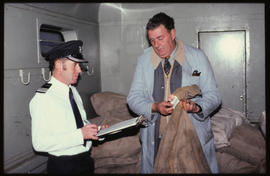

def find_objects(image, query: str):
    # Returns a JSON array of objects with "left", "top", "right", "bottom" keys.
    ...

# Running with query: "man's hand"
[
  {"left": 180, "top": 99, "right": 201, "bottom": 113},
  {"left": 100, "top": 124, "right": 109, "bottom": 130},
  {"left": 152, "top": 101, "right": 173, "bottom": 116},
  {"left": 81, "top": 124, "right": 98, "bottom": 140},
  {"left": 168, "top": 95, "right": 175, "bottom": 102}
]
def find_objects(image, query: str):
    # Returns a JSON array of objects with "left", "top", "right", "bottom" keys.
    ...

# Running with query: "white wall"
[{"left": 98, "top": 3, "right": 265, "bottom": 121}]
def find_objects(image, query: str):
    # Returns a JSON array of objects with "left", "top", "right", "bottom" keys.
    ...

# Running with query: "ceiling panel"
[{"left": 27, "top": 3, "right": 100, "bottom": 23}]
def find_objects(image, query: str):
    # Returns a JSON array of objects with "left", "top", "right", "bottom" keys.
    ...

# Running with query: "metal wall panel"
[{"left": 4, "top": 6, "right": 38, "bottom": 69}]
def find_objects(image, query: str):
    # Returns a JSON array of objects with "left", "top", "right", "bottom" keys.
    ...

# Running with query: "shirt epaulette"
[{"left": 36, "top": 83, "right": 52, "bottom": 93}]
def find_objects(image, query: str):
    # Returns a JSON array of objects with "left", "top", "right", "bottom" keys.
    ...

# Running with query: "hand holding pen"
[{"left": 82, "top": 119, "right": 109, "bottom": 140}]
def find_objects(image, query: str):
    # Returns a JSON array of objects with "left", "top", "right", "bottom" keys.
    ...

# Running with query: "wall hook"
[
  {"left": 86, "top": 65, "right": 94, "bottom": 76},
  {"left": 41, "top": 68, "right": 51, "bottom": 82},
  {"left": 19, "top": 69, "right": 31, "bottom": 85}
]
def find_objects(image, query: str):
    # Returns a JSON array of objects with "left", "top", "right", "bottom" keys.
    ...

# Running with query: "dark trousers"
[{"left": 47, "top": 151, "right": 94, "bottom": 174}]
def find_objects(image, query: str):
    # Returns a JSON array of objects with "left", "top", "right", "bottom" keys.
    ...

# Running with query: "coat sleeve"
[
  {"left": 191, "top": 50, "right": 222, "bottom": 119},
  {"left": 127, "top": 55, "right": 154, "bottom": 120}
]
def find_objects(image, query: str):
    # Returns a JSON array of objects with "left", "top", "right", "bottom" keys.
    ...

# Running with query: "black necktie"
[
  {"left": 164, "top": 57, "right": 171, "bottom": 75},
  {"left": 69, "top": 88, "right": 86, "bottom": 146}
]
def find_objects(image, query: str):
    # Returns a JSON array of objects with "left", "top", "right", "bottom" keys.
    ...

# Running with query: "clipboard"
[{"left": 97, "top": 115, "right": 147, "bottom": 137}]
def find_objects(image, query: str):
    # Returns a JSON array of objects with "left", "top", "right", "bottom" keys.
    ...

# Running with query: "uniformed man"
[{"left": 29, "top": 40, "right": 108, "bottom": 174}]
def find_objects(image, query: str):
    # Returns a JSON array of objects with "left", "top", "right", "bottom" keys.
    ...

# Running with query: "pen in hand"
[{"left": 83, "top": 119, "right": 101, "bottom": 132}]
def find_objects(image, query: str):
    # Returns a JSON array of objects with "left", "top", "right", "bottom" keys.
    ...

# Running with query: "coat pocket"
[{"left": 190, "top": 76, "right": 200, "bottom": 86}]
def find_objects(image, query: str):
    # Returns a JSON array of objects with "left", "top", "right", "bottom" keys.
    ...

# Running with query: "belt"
[{"left": 48, "top": 151, "right": 90, "bottom": 160}]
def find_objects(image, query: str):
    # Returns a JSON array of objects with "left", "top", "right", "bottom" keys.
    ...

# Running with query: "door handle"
[{"left": 240, "top": 95, "right": 244, "bottom": 101}]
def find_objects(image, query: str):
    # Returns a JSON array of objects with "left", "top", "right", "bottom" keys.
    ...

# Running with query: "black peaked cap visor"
[{"left": 66, "top": 54, "right": 88, "bottom": 63}]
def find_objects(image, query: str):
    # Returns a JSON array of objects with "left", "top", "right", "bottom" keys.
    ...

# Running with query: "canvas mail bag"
[{"left": 154, "top": 85, "right": 211, "bottom": 173}]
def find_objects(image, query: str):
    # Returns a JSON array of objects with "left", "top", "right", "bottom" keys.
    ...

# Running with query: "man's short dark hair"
[{"left": 146, "top": 12, "right": 175, "bottom": 31}]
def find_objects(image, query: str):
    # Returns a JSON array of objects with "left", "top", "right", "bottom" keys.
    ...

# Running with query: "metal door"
[{"left": 198, "top": 31, "right": 246, "bottom": 115}]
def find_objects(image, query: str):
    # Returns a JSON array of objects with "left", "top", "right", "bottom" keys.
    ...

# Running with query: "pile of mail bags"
[{"left": 90, "top": 92, "right": 141, "bottom": 173}]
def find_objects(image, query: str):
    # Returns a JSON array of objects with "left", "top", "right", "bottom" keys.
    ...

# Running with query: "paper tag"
[{"left": 170, "top": 96, "right": 180, "bottom": 109}]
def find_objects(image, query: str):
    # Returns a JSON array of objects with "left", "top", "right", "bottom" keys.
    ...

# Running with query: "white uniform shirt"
[{"left": 29, "top": 76, "right": 92, "bottom": 156}]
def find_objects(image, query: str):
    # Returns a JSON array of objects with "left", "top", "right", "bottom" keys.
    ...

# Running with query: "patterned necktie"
[
  {"left": 164, "top": 56, "right": 171, "bottom": 75},
  {"left": 69, "top": 88, "right": 86, "bottom": 146}
]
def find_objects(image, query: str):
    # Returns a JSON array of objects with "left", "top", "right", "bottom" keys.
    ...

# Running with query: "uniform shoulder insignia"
[{"left": 36, "top": 83, "right": 52, "bottom": 93}]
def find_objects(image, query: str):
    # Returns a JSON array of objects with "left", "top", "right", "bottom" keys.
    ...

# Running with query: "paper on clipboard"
[{"left": 97, "top": 115, "right": 147, "bottom": 137}]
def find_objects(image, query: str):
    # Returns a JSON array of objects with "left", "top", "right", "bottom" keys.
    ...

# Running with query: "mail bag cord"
[
  {"left": 153, "top": 61, "right": 182, "bottom": 159},
  {"left": 153, "top": 85, "right": 211, "bottom": 173}
]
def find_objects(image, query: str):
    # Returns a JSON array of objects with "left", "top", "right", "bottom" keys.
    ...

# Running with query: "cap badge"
[{"left": 79, "top": 46, "right": 82, "bottom": 54}]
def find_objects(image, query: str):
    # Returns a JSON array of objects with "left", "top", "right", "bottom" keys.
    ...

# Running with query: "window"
[{"left": 39, "top": 24, "right": 64, "bottom": 57}]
